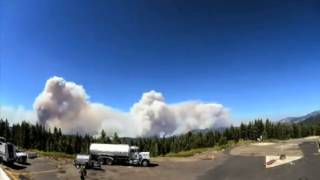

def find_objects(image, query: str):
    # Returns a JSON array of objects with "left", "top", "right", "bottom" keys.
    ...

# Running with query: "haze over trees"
[{"left": 1, "top": 118, "right": 320, "bottom": 157}]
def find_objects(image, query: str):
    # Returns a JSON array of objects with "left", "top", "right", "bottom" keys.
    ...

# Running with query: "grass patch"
[
  {"left": 31, "top": 149, "right": 75, "bottom": 159},
  {"left": 165, "top": 147, "right": 213, "bottom": 157},
  {"left": 164, "top": 147, "right": 217, "bottom": 158},
  {"left": 163, "top": 140, "right": 252, "bottom": 158}
]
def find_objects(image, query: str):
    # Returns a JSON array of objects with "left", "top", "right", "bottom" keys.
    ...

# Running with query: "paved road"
[{"left": 198, "top": 142, "right": 320, "bottom": 180}]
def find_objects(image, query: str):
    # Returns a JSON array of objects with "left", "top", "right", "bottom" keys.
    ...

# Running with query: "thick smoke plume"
[
  {"left": 130, "top": 91, "right": 177, "bottom": 136},
  {"left": 33, "top": 76, "right": 230, "bottom": 137}
]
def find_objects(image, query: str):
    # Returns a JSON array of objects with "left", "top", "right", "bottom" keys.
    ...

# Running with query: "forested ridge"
[{"left": 1, "top": 118, "right": 320, "bottom": 157}]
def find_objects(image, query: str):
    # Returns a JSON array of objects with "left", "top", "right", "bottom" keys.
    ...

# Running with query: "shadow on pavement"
[
  {"left": 4, "top": 162, "right": 27, "bottom": 170},
  {"left": 102, "top": 162, "right": 159, "bottom": 168},
  {"left": 148, "top": 163, "right": 159, "bottom": 167},
  {"left": 87, "top": 167, "right": 106, "bottom": 171},
  {"left": 17, "top": 162, "right": 31, "bottom": 166}
]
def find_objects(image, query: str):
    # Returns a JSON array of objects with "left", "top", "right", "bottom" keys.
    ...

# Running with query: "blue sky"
[{"left": 1, "top": 0, "right": 320, "bottom": 123}]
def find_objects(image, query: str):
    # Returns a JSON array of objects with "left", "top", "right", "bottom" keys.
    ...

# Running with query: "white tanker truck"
[{"left": 74, "top": 143, "right": 150, "bottom": 168}]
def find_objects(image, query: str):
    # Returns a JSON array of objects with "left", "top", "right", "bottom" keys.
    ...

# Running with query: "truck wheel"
[
  {"left": 141, "top": 160, "right": 149, "bottom": 167},
  {"left": 105, "top": 158, "right": 113, "bottom": 165}
]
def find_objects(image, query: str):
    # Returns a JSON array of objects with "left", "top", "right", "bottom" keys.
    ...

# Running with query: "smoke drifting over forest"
[{"left": 32, "top": 76, "right": 230, "bottom": 137}]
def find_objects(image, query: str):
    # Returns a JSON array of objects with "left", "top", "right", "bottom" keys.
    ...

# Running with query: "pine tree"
[
  {"left": 99, "top": 129, "right": 107, "bottom": 143},
  {"left": 113, "top": 132, "right": 120, "bottom": 144}
]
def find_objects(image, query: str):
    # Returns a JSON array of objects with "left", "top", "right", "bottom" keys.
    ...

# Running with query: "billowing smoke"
[
  {"left": 171, "top": 102, "right": 230, "bottom": 134},
  {"left": 33, "top": 76, "right": 134, "bottom": 136},
  {"left": 130, "top": 91, "right": 229, "bottom": 136},
  {"left": 33, "top": 76, "right": 230, "bottom": 137},
  {"left": 130, "top": 91, "right": 177, "bottom": 136}
]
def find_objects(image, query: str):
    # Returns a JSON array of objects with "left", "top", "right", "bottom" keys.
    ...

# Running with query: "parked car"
[
  {"left": 74, "top": 154, "right": 101, "bottom": 169},
  {"left": 27, "top": 151, "right": 38, "bottom": 159},
  {"left": 16, "top": 150, "right": 28, "bottom": 164}
]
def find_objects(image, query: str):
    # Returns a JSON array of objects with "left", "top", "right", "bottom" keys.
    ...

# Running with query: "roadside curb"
[{"left": 0, "top": 166, "right": 10, "bottom": 180}]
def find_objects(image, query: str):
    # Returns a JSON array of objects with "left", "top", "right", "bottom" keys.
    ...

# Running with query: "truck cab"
[
  {"left": 0, "top": 137, "right": 16, "bottom": 164},
  {"left": 129, "top": 146, "right": 150, "bottom": 167}
]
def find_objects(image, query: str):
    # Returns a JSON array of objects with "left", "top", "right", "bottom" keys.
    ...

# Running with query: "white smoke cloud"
[
  {"left": 130, "top": 91, "right": 230, "bottom": 136},
  {"left": 130, "top": 91, "right": 177, "bottom": 136},
  {"left": 33, "top": 76, "right": 133, "bottom": 136},
  {"left": 31, "top": 76, "right": 230, "bottom": 137},
  {"left": 0, "top": 105, "right": 37, "bottom": 124},
  {"left": 171, "top": 102, "right": 230, "bottom": 134}
]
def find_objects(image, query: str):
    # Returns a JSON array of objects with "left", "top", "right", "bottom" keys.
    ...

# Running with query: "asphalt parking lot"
[
  {"left": 2, "top": 139, "right": 319, "bottom": 180},
  {"left": 3, "top": 155, "right": 215, "bottom": 180},
  {"left": 1, "top": 157, "right": 72, "bottom": 180},
  {"left": 198, "top": 141, "right": 320, "bottom": 180}
]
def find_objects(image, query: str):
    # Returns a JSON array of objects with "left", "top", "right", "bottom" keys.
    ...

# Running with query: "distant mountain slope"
[
  {"left": 279, "top": 110, "right": 320, "bottom": 124},
  {"left": 302, "top": 113, "right": 320, "bottom": 125}
]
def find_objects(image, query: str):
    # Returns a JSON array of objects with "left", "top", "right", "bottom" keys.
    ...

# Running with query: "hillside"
[
  {"left": 301, "top": 113, "right": 320, "bottom": 125},
  {"left": 279, "top": 110, "right": 320, "bottom": 124}
]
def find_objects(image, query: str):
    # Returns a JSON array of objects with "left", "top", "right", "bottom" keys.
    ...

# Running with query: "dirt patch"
[
  {"left": 265, "top": 155, "right": 302, "bottom": 168},
  {"left": 304, "top": 136, "right": 320, "bottom": 140},
  {"left": 230, "top": 141, "right": 303, "bottom": 157},
  {"left": 252, "top": 142, "right": 275, "bottom": 146}
]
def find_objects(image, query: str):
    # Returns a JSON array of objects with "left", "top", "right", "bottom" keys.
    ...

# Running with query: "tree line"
[{"left": 1, "top": 118, "right": 320, "bottom": 157}]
